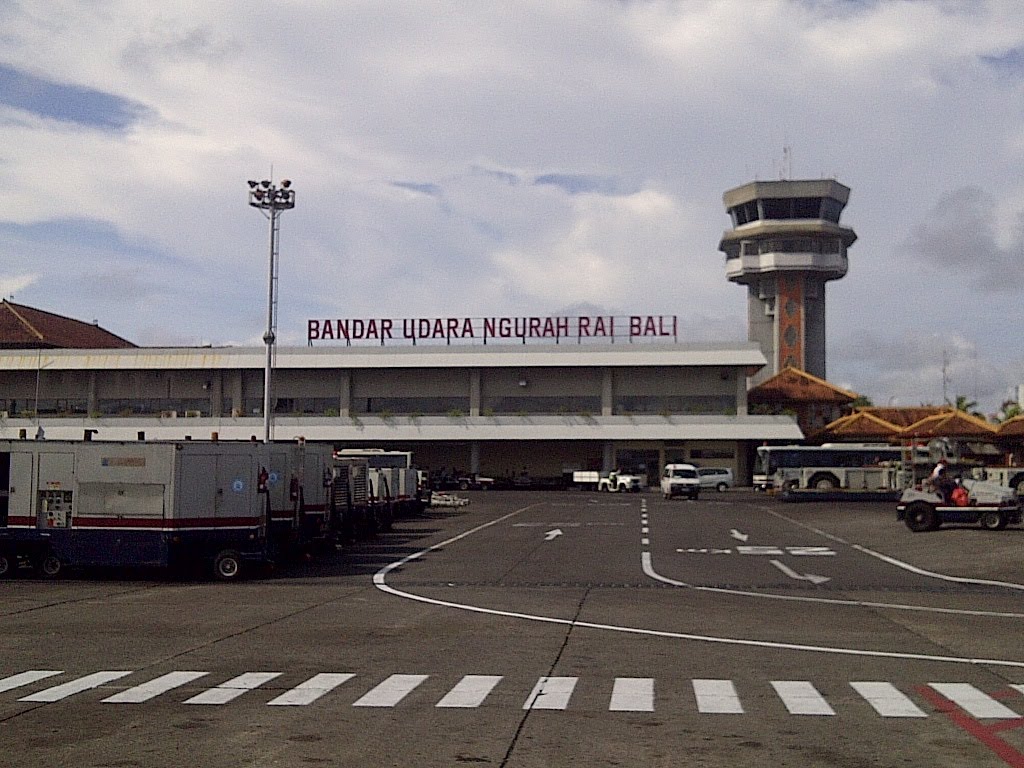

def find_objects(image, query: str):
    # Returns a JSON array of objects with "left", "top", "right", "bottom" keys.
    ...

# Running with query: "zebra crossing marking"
[
  {"left": 523, "top": 677, "right": 577, "bottom": 710},
  {"left": 6, "top": 668, "right": 1024, "bottom": 720},
  {"left": 609, "top": 677, "right": 655, "bottom": 712},
  {"left": 850, "top": 681, "right": 928, "bottom": 718},
  {"left": 19, "top": 671, "right": 133, "bottom": 702},
  {"left": 771, "top": 681, "right": 835, "bottom": 716},
  {"left": 0, "top": 670, "right": 63, "bottom": 694},
  {"left": 929, "top": 683, "right": 1021, "bottom": 719},
  {"left": 692, "top": 679, "right": 744, "bottom": 714},
  {"left": 267, "top": 673, "right": 356, "bottom": 706},
  {"left": 435, "top": 675, "right": 503, "bottom": 708},
  {"left": 103, "top": 671, "right": 209, "bottom": 704},
  {"left": 183, "top": 672, "right": 282, "bottom": 705},
  {"left": 352, "top": 674, "right": 429, "bottom": 707}
]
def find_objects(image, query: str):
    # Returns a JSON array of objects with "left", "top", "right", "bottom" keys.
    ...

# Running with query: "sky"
[{"left": 1, "top": 0, "right": 1023, "bottom": 416}]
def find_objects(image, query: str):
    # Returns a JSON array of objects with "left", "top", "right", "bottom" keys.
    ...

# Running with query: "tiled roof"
[
  {"left": 0, "top": 301, "right": 135, "bottom": 349},
  {"left": 857, "top": 406, "right": 945, "bottom": 428},
  {"left": 819, "top": 410, "right": 901, "bottom": 440},
  {"left": 748, "top": 366, "right": 858, "bottom": 404},
  {"left": 898, "top": 409, "right": 998, "bottom": 439},
  {"left": 997, "top": 415, "right": 1024, "bottom": 438}
]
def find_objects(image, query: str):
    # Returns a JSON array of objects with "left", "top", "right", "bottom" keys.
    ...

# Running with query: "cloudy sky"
[{"left": 1, "top": 0, "right": 1022, "bottom": 414}]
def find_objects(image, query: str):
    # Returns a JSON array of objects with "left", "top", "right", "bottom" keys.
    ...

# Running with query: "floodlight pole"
[{"left": 247, "top": 178, "right": 295, "bottom": 443}]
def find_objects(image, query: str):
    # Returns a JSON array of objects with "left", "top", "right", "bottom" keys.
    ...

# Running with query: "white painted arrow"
[
  {"left": 730, "top": 529, "right": 749, "bottom": 542},
  {"left": 544, "top": 529, "right": 563, "bottom": 541},
  {"left": 770, "top": 559, "right": 831, "bottom": 585}
]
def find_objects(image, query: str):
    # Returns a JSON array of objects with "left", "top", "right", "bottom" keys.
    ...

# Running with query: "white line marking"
[
  {"left": 769, "top": 559, "right": 831, "bottom": 585},
  {"left": 0, "top": 670, "right": 62, "bottom": 693},
  {"left": 692, "top": 679, "right": 743, "bottom": 714},
  {"left": 609, "top": 677, "right": 654, "bottom": 711},
  {"left": 102, "top": 671, "right": 209, "bottom": 703},
  {"left": 373, "top": 503, "right": 1024, "bottom": 668},
  {"left": 435, "top": 675, "right": 503, "bottom": 708},
  {"left": 850, "top": 682, "right": 927, "bottom": 718},
  {"left": 266, "top": 673, "right": 355, "bottom": 706},
  {"left": 20, "top": 671, "right": 133, "bottom": 702},
  {"left": 183, "top": 672, "right": 282, "bottom": 705},
  {"left": 771, "top": 681, "right": 835, "bottom": 715},
  {"left": 929, "top": 683, "right": 1021, "bottom": 719},
  {"left": 523, "top": 677, "right": 577, "bottom": 710},
  {"left": 352, "top": 674, "right": 429, "bottom": 707},
  {"left": 641, "top": 538, "right": 650, "bottom": 546},
  {"left": 852, "top": 545, "right": 1024, "bottom": 591}
]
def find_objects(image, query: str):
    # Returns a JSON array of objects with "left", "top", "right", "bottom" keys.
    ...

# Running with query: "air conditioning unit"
[
  {"left": 0, "top": 410, "right": 8, "bottom": 419},
  {"left": 160, "top": 410, "right": 177, "bottom": 418},
  {"left": 184, "top": 410, "right": 202, "bottom": 418}
]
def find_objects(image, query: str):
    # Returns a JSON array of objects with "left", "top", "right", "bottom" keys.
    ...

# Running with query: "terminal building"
[{"left": 0, "top": 178, "right": 859, "bottom": 485}]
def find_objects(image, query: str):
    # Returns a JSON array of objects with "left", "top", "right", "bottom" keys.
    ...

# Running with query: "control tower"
[{"left": 719, "top": 179, "right": 856, "bottom": 387}]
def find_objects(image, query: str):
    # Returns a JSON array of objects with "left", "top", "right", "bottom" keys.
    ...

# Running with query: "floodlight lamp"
[
  {"left": 280, "top": 179, "right": 291, "bottom": 189},
  {"left": 260, "top": 180, "right": 271, "bottom": 189},
  {"left": 253, "top": 190, "right": 264, "bottom": 201},
  {"left": 247, "top": 180, "right": 258, "bottom": 189}
]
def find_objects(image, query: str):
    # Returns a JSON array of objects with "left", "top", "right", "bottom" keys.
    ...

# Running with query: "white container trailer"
[{"left": 0, "top": 439, "right": 281, "bottom": 579}]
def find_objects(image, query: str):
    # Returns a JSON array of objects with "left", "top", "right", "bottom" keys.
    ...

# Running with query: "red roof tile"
[{"left": 0, "top": 301, "right": 135, "bottom": 349}]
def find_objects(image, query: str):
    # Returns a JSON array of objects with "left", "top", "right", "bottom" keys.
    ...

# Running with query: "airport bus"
[{"left": 754, "top": 443, "right": 929, "bottom": 492}]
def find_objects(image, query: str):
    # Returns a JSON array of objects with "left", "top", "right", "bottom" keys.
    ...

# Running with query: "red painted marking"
[{"left": 917, "top": 686, "right": 1024, "bottom": 767}]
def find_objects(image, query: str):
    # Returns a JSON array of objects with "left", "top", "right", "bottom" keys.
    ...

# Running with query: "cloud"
[
  {"left": 0, "top": 0, "right": 1023, "bottom": 413},
  {"left": 532, "top": 173, "right": 631, "bottom": 196},
  {"left": 0, "top": 273, "right": 38, "bottom": 298},
  {"left": 0, "top": 63, "right": 151, "bottom": 131},
  {"left": 905, "top": 187, "right": 1022, "bottom": 293}
]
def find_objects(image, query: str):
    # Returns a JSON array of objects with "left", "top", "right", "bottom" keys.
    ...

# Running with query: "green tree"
[
  {"left": 999, "top": 400, "right": 1022, "bottom": 422},
  {"left": 952, "top": 394, "right": 983, "bottom": 418}
]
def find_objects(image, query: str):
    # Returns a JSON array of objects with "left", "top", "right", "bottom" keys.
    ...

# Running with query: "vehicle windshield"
[{"left": 671, "top": 469, "right": 697, "bottom": 478}]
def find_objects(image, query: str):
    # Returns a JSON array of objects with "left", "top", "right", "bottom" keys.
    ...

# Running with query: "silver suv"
[{"left": 697, "top": 467, "right": 734, "bottom": 492}]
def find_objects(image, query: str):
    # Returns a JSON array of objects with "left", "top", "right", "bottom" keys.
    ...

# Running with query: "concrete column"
[
  {"left": 229, "top": 372, "right": 244, "bottom": 417},
  {"left": 339, "top": 370, "right": 351, "bottom": 417},
  {"left": 601, "top": 368, "right": 613, "bottom": 416},
  {"left": 602, "top": 441, "right": 615, "bottom": 473},
  {"left": 87, "top": 371, "right": 98, "bottom": 416},
  {"left": 736, "top": 372, "right": 748, "bottom": 416},
  {"left": 469, "top": 369, "right": 481, "bottom": 416},
  {"left": 470, "top": 441, "right": 480, "bottom": 474},
  {"left": 211, "top": 372, "right": 223, "bottom": 417}
]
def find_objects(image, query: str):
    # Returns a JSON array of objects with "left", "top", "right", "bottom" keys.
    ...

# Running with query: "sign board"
[{"left": 306, "top": 314, "right": 678, "bottom": 347}]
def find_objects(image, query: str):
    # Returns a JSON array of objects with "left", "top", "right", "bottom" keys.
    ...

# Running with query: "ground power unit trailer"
[{"left": 0, "top": 439, "right": 331, "bottom": 579}]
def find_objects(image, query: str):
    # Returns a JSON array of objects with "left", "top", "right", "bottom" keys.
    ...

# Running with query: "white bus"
[{"left": 755, "top": 443, "right": 928, "bottom": 493}]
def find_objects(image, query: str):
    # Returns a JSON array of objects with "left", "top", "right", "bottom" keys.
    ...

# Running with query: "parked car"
[{"left": 697, "top": 467, "right": 734, "bottom": 491}]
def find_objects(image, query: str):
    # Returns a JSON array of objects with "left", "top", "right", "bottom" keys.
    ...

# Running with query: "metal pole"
[
  {"left": 247, "top": 178, "right": 294, "bottom": 445},
  {"left": 262, "top": 207, "right": 277, "bottom": 443}
]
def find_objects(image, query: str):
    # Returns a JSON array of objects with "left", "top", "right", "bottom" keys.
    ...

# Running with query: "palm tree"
[
  {"left": 952, "top": 394, "right": 983, "bottom": 418},
  {"left": 999, "top": 400, "right": 1022, "bottom": 422}
]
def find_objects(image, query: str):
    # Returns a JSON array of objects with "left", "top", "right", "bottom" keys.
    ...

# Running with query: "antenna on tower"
[
  {"left": 781, "top": 145, "right": 792, "bottom": 180},
  {"left": 941, "top": 349, "right": 950, "bottom": 405}
]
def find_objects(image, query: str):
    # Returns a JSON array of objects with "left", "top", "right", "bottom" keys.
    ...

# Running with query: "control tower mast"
[{"left": 719, "top": 179, "right": 857, "bottom": 387}]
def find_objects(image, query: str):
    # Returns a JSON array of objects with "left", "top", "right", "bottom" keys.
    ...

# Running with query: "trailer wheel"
[
  {"left": 980, "top": 511, "right": 1007, "bottom": 531},
  {"left": 213, "top": 550, "right": 243, "bottom": 581},
  {"left": 905, "top": 503, "right": 937, "bottom": 532},
  {"left": 39, "top": 555, "right": 63, "bottom": 578},
  {"left": 810, "top": 473, "right": 839, "bottom": 491},
  {"left": 0, "top": 553, "right": 11, "bottom": 579}
]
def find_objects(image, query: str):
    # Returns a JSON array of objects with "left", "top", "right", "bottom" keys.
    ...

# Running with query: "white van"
[{"left": 661, "top": 464, "right": 700, "bottom": 500}]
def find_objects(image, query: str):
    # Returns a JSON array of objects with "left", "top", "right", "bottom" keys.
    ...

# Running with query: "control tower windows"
[
  {"left": 730, "top": 200, "right": 760, "bottom": 226},
  {"left": 739, "top": 238, "right": 843, "bottom": 256}
]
